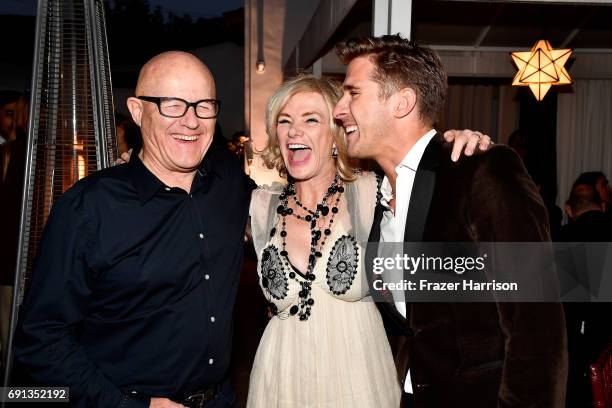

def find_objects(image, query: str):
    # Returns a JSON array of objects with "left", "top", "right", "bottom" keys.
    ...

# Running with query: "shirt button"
[
  {"left": 204, "top": 274, "right": 210, "bottom": 280},
  {"left": 208, "top": 358, "right": 214, "bottom": 365},
  {"left": 210, "top": 316, "right": 215, "bottom": 322},
  {"left": 199, "top": 233, "right": 204, "bottom": 239},
  {"left": 164, "top": 187, "right": 171, "bottom": 191}
]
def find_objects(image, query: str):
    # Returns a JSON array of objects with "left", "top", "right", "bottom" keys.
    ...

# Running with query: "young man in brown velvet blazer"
[{"left": 333, "top": 35, "right": 568, "bottom": 408}]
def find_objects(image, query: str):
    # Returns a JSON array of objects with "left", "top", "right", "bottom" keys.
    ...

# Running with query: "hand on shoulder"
[{"left": 444, "top": 129, "right": 493, "bottom": 162}]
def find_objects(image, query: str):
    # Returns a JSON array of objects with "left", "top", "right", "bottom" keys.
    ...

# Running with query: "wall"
[
  {"left": 244, "top": 0, "right": 319, "bottom": 185},
  {"left": 193, "top": 42, "right": 245, "bottom": 139}
]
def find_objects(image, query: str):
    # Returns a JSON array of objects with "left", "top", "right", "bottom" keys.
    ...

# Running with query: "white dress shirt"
[{"left": 378, "top": 128, "right": 436, "bottom": 393}]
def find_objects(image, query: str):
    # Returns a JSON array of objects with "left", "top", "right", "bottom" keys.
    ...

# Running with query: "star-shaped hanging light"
[{"left": 511, "top": 39, "right": 573, "bottom": 101}]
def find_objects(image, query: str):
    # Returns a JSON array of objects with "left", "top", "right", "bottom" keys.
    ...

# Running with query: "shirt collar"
[
  {"left": 129, "top": 149, "right": 219, "bottom": 204},
  {"left": 379, "top": 129, "right": 437, "bottom": 208},
  {"left": 380, "top": 177, "right": 393, "bottom": 209},
  {"left": 396, "top": 128, "right": 437, "bottom": 173}
]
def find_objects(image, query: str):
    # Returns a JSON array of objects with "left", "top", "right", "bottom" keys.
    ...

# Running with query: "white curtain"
[
  {"left": 438, "top": 84, "right": 519, "bottom": 143},
  {"left": 556, "top": 80, "right": 612, "bottom": 208},
  {"left": 439, "top": 84, "right": 496, "bottom": 137}
]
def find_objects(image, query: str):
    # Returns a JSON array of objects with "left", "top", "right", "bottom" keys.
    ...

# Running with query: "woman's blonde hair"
[{"left": 259, "top": 75, "right": 356, "bottom": 181}]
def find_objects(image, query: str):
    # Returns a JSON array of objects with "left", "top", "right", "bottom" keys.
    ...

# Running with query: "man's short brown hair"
[{"left": 336, "top": 34, "right": 447, "bottom": 126}]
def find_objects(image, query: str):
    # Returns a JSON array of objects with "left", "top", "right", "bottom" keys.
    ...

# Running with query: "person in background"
[
  {"left": 562, "top": 181, "right": 612, "bottom": 241},
  {"left": 0, "top": 90, "right": 21, "bottom": 146},
  {"left": 0, "top": 91, "right": 28, "bottom": 375},
  {"left": 115, "top": 111, "right": 142, "bottom": 154},
  {"left": 559, "top": 180, "right": 612, "bottom": 408},
  {"left": 571, "top": 171, "right": 611, "bottom": 216}
]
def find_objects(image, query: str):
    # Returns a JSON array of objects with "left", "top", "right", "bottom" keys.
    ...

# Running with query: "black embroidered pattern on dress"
[
  {"left": 326, "top": 235, "right": 359, "bottom": 295},
  {"left": 260, "top": 245, "right": 288, "bottom": 300}
]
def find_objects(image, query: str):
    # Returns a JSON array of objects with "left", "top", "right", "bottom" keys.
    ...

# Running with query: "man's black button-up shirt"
[{"left": 15, "top": 144, "right": 254, "bottom": 407}]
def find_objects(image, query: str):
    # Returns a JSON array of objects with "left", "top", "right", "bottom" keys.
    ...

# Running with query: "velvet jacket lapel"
[
  {"left": 403, "top": 134, "right": 442, "bottom": 243},
  {"left": 366, "top": 189, "right": 409, "bottom": 326},
  {"left": 365, "top": 200, "right": 387, "bottom": 292}
]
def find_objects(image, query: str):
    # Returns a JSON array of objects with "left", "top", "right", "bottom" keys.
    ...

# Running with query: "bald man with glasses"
[{"left": 15, "top": 51, "right": 254, "bottom": 408}]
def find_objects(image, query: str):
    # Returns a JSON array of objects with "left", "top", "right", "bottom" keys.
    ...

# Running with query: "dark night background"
[{"left": 0, "top": 0, "right": 244, "bottom": 89}]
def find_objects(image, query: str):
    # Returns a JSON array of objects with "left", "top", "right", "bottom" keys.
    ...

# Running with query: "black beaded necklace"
[{"left": 270, "top": 174, "right": 344, "bottom": 321}]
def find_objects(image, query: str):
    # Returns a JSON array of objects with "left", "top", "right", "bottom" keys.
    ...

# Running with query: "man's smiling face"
[
  {"left": 129, "top": 52, "right": 217, "bottom": 177},
  {"left": 333, "top": 56, "right": 395, "bottom": 161}
]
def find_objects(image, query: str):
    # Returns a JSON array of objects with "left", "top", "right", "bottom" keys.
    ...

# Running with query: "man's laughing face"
[{"left": 333, "top": 56, "right": 394, "bottom": 161}]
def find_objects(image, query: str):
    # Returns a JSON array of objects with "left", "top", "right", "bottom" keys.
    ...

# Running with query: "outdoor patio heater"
[{"left": 3, "top": 0, "right": 117, "bottom": 389}]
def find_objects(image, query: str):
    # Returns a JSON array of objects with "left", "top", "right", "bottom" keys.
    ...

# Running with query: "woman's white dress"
[{"left": 247, "top": 172, "right": 400, "bottom": 408}]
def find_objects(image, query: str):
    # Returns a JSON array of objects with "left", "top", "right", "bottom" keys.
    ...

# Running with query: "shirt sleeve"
[{"left": 14, "top": 192, "right": 149, "bottom": 408}]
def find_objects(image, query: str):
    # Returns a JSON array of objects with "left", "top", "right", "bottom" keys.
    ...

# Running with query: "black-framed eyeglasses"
[{"left": 137, "top": 96, "right": 221, "bottom": 119}]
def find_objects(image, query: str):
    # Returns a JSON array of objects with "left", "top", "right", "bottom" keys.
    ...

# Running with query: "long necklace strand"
[{"left": 270, "top": 174, "right": 344, "bottom": 321}]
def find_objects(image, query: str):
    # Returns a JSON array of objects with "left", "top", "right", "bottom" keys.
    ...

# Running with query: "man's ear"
[
  {"left": 393, "top": 87, "right": 417, "bottom": 119},
  {"left": 126, "top": 97, "right": 143, "bottom": 126}
]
